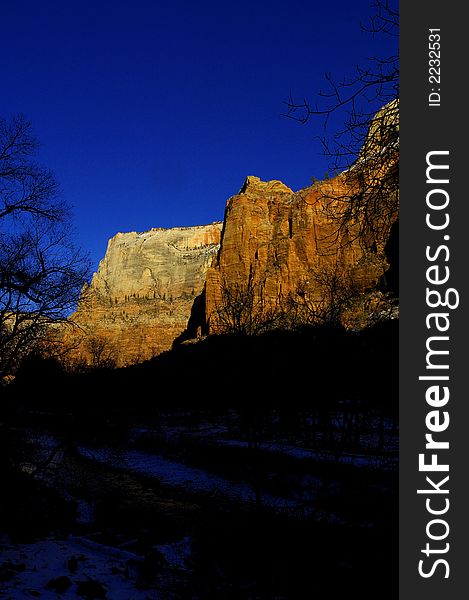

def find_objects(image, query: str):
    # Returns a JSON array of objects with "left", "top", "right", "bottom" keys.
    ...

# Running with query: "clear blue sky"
[{"left": 1, "top": 0, "right": 397, "bottom": 272}]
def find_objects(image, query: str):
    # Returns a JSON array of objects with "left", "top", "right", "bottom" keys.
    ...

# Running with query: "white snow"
[
  {"left": 199, "top": 438, "right": 394, "bottom": 469},
  {"left": 0, "top": 537, "right": 160, "bottom": 599},
  {"left": 20, "top": 432, "right": 307, "bottom": 512},
  {"left": 76, "top": 446, "right": 303, "bottom": 513},
  {"left": 156, "top": 536, "right": 192, "bottom": 571}
]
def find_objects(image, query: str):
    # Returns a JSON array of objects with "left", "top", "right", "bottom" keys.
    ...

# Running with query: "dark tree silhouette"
[
  {"left": 85, "top": 335, "right": 117, "bottom": 370},
  {"left": 284, "top": 0, "right": 399, "bottom": 252},
  {"left": 287, "top": 262, "right": 361, "bottom": 328},
  {"left": 213, "top": 279, "right": 287, "bottom": 336},
  {"left": 0, "top": 114, "right": 90, "bottom": 375}
]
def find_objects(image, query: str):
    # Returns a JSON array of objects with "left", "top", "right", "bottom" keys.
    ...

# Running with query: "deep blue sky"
[{"left": 1, "top": 0, "right": 397, "bottom": 272}]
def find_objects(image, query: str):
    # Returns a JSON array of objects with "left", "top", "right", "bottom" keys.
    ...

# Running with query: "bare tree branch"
[
  {"left": 283, "top": 0, "right": 399, "bottom": 255},
  {"left": 0, "top": 114, "right": 90, "bottom": 375}
]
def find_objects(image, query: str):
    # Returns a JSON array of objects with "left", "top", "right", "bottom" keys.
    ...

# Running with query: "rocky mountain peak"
[
  {"left": 65, "top": 222, "right": 223, "bottom": 366},
  {"left": 239, "top": 175, "right": 293, "bottom": 196}
]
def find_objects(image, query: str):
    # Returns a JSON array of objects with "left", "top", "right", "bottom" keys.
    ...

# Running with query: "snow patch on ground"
[
  {"left": 0, "top": 537, "right": 160, "bottom": 599},
  {"left": 156, "top": 536, "right": 192, "bottom": 571},
  {"left": 77, "top": 447, "right": 302, "bottom": 512},
  {"left": 213, "top": 439, "right": 394, "bottom": 469}
]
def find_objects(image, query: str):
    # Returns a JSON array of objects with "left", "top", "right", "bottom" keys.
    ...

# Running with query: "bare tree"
[
  {"left": 286, "top": 262, "right": 362, "bottom": 328},
  {"left": 85, "top": 335, "right": 117, "bottom": 370},
  {"left": 283, "top": 0, "right": 399, "bottom": 251},
  {"left": 212, "top": 279, "right": 286, "bottom": 336},
  {"left": 213, "top": 261, "right": 385, "bottom": 334},
  {"left": 0, "top": 114, "right": 90, "bottom": 375}
]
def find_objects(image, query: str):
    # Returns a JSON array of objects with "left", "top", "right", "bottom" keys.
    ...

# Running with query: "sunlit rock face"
[
  {"left": 203, "top": 101, "right": 399, "bottom": 332},
  {"left": 65, "top": 101, "right": 398, "bottom": 365},
  {"left": 67, "top": 223, "right": 222, "bottom": 365},
  {"left": 203, "top": 171, "right": 397, "bottom": 332}
]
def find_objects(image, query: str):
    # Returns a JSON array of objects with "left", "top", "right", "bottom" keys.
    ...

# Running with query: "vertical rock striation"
[
  {"left": 68, "top": 223, "right": 222, "bottom": 365},
  {"left": 64, "top": 101, "right": 398, "bottom": 364},
  {"left": 203, "top": 101, "right": 399, "bottom": 332}
]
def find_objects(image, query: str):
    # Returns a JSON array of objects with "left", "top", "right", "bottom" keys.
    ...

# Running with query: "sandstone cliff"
[
  {"left": 203, "top": 101, "right": 399, "bottom": 333},
  {"left": 201, "top": 174, "right": 396, "bottom": 334},
  {"left": 66, "top": 223, "right": 222, "bottom": 366},
  {"left": 65, "top": 100, "right": 398, "bottom": 365}
]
